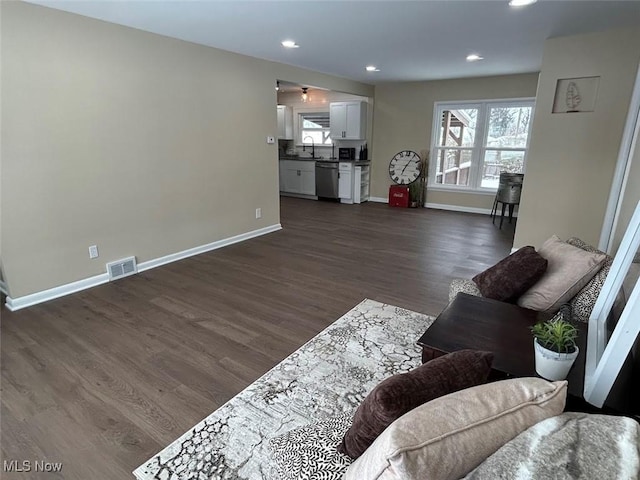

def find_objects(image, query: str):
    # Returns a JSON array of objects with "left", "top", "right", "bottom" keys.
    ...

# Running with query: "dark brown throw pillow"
[
  {"left": 338, "top": 349, "right": 494, "bottom": 459},
  {"left": 472, "top": 246, "right": 548, "bottom": 302}
]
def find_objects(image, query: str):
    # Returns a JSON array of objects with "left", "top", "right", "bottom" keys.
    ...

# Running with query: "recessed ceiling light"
[
  {"left": 509, "top": 0, "right": 537, "bottom": 6},
  {"left": 281, "top": 40, "right": 299, "bottom": 49},
  {"left": 466, "top": 54, "right": 484, "bottom": 62},
  {"left": 366, "top": 65, "right": 380, "bottom": 72}
]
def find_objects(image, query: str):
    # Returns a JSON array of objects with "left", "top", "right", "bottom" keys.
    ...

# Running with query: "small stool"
[
  {"left": 491, "top": 173, "right": 523, "bottom": 229},
  {"left": 492, "top": 200, "right": 518, "bottom": 229}
]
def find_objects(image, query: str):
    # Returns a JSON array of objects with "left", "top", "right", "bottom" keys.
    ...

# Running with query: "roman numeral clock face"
[{"left": 389, "top": 150, "right": 421, "bottom": 185}]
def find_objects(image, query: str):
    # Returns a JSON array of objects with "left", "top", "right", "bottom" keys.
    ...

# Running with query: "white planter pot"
[{"left": 533, "top": 338, "right": 579, "bottom": 381}]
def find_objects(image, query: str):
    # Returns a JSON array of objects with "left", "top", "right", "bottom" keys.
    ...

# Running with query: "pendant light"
[{"left": 301, "top": 87, "right": 308, "bottom": 103}]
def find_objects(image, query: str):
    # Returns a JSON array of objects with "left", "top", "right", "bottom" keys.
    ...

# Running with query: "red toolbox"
[{"left": 389, "top": 185, "right": 410, "bottom": 208}]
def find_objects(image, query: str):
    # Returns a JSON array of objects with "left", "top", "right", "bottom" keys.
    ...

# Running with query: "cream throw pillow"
[
  {"left": 517, "top": 235, "right": 606, "bottom": 313},
  {"left": 343, "top": 377, "right": 567, "bottom": 480}
]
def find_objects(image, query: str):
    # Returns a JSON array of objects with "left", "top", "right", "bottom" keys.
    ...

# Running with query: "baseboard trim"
[
  {"left": 137, "top": 224, "right": 282, "bottom": 273},
  {"left": 369, "top": 196, "right": 388, "bottom": 203},
  {"left": 5, "top": 274, "right": 111, "bottom": 311},
  {"left": 425, "top": 202, "right": 493, "bottom": 215},
  {"left": 5, "top": 224, "right": 282, "bottom": 311}
]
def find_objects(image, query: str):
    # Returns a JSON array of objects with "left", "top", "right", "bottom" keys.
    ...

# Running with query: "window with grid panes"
[{"left": 430, "top": 99, "right": 534, "bottom": 191}]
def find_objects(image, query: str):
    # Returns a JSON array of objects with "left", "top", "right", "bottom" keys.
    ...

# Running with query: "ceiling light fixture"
[
  {"left": 281, "top": 40, "right": 299, "bottom": 49},
  {"left": 301, "top": 87, "right": 308, "bottom": 103},
  {"left": 508, "top": 0, "right": 537, "bottom": 6},
  {"left": 366, "top": 65, "right": 380, "bottom": 72},
  {"left": 466, "top": 54, "right": 484, "bottom": 62}
]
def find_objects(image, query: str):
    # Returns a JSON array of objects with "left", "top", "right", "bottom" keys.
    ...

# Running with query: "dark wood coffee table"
[{"left": 417, "top": 293, "right": 587, "bottom": 399}]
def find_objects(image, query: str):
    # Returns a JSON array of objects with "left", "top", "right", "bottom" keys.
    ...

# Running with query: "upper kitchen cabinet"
[
  {"left": 330, "top": 101, "right": 367, "bottom": 140},
  {"left": 277, "top": 105, "right": 293, "bottom": 140}
]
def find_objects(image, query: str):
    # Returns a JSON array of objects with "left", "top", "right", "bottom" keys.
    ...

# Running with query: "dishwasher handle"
[{"left": 316, "top": 164, "right": 338, "bottom": 169}]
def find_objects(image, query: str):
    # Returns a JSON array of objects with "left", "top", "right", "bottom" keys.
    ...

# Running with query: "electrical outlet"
[
  {"left": 88, "top": 245, "right": 99, "bottom": 259},
  {"left": 266, "top": 136, "right": 275, "bottom": 144},
  {"left": 255, "top": 208, "right": 262, "bottom": 219}
]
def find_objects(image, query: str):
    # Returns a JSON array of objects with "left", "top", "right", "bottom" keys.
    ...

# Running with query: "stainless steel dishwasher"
[{"left": 315, "top": 161, "right": 339, "bottom": 199}]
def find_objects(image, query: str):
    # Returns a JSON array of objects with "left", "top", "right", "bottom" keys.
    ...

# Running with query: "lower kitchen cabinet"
[
  {"left": 279, "top": 160, "right": 316, "bottom": 196},
  {"left": 338, "top": 162, "right": 353, "bottom": 203},
  {"left": 339, "top": 162, "right": 370, "bottom": 204}
]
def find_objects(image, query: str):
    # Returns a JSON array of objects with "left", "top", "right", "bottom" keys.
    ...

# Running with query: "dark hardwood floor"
[{"left": 1, "top": 197, "right": 515, "bottom": 479}]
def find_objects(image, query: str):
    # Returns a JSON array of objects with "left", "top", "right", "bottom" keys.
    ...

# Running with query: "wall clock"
[{"left": 389, "top": 150, "right": 421, "bottom": 185}]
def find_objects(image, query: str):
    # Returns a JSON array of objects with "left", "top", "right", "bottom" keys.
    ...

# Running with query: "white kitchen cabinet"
[
  {"left": 353, "top": 165, "right": 370, "bottom": 204},
  {"left": 279, "top": 160, "right": 315, "bottom": 196},
  {"left": 330, "top": 102, "right": 367, "bottom": 140},
  {"left": 338, "top": 162, "right": 353, "bottom": 203},
  {"left": 277, "top": 105, "right": 293, "bottom": 140}
]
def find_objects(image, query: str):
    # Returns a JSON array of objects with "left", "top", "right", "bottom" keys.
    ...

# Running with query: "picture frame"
[{"left": 552, "top": 76, "right": 600, "bottom": 113}]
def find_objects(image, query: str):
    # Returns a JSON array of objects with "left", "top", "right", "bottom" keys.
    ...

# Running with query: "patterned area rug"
[{"left": 134, "top": 299, "right": 435, "bottom": 480}]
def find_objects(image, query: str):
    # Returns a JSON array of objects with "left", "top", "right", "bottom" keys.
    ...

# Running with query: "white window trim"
[
  {"left": 429, "top": 97, "right": 535, "bottom": 193},
  {"left": 294, "top": 107, "right": 332, "bottom": 146}
]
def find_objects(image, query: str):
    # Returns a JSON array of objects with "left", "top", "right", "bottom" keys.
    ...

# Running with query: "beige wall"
[
  {"left": 1, "top": 2, "right": 372, "bottom": 299},
  {"left": 370, "top": 74, "right": 539, "bottom": 208},
  {"left": 514, "top": 28, "right": 640, "bottom": 250}
]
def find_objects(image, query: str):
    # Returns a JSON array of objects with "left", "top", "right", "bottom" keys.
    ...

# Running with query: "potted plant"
[{"left": 531, "top": 315, "right": 579, "bottom": 381}]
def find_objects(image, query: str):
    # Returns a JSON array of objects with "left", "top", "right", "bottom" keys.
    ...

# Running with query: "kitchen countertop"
[{"left": 279, "top": 156, "right": 370, "bottom": 164}]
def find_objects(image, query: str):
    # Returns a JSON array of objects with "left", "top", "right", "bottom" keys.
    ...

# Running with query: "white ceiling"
[{"left": 28, "top": 0, "right": 640, "bottom": 84}]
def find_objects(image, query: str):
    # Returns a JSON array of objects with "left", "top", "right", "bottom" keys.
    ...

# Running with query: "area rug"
[{"left": 133, "top": 299, "right": 435, "bottom": 480}]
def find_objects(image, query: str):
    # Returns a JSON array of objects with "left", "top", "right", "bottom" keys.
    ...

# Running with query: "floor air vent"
[{"left": 106, "top": 256, "right": 138, "bottom": 281}]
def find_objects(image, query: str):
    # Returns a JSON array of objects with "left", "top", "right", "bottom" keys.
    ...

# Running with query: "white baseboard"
[
  {"left": 5, "top": 224, "right": 282, "bottom": 311},
  {"left": 5, "top": 274, "right": 111, "bottom": 311},
  {"left": 425, "top": 202, "right": 519, "bottom": 218},
  {"left": 369, "top": 198, "right": 517, "bottom": 218},
  {"left": 425, "top": 202, "right": 493, "bottom": 215}
]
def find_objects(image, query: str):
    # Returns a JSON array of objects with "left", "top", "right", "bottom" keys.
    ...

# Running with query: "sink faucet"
[{"left": 302, "top": 135, "right": 315, "bottom": 159}]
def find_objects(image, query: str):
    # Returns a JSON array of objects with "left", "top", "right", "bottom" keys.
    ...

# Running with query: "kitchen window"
[
  {"left": 429, "top": 99, "right": 534, "bottom": 191},
  {"left": 299, "top": 111, "right": 332, "bottom": 145}
]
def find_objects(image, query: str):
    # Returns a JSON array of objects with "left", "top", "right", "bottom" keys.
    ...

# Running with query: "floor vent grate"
[{"left": 106, "top": 256, "right": 138, "bottom": 281}]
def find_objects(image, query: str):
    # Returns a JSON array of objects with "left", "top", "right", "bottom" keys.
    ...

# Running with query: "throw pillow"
[
  {"left": 338, "top": 349, "right": 494, "bottom": 459},
  {"left": 269, "top": 413, "right": 353, "bottom": 480},
  {"left": 343, "top": 377, "right": 567, "bottom": 480},
  {"left": 472, "top": 246, "right": 548, "bottom": 302},
  {"left": 517, "top": 235, "right": 607, "bottom": 313},
  {"left": 464, "top": 412, "right": 640, "bottom": 479},
  {"left": 566, "top": 237, "right": 614, "bottom": 323}
]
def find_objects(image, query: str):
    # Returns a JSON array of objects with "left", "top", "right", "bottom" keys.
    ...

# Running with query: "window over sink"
[
  {"left": 299, "top": 111, "right": 332, "bottom": 145},
  {"left": 429, "top": 99, "right": 535, "bottom": 192}
]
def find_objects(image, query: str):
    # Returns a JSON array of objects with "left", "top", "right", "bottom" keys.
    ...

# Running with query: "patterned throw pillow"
[
  {"left": 269, "top": 414, "right": 353, "bottom": 480},
  {"left": 338, "top": 350, "right": 494, "bottom": 459},
  {"left": 566, "top": 237, "right": 613, "bottom": 323}
]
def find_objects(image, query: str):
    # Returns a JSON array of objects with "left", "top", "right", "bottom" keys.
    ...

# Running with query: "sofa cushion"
[
  {"left": 343, "top": 377, "right": 567, "bottom": 480},
  {"left": 518, "top": 235, "right": 607, "bottom": 313},
  {"left": 472, "top": 246, "right": 548, "bottom": 302},
  {"left": 269, "top": 413, "right": 353, "bottom": 480},
  {"left": 449, "top": 278, "right": 481, "bottom": 302},
  {"left": 338, "top": 350, "right": 494, "bottom": 459},
  {"left": 566, "top": 237, "right": 614, "bottom": 323},
  {"left": 464, "top": 412, "right": 640, "bottom": 479}
]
